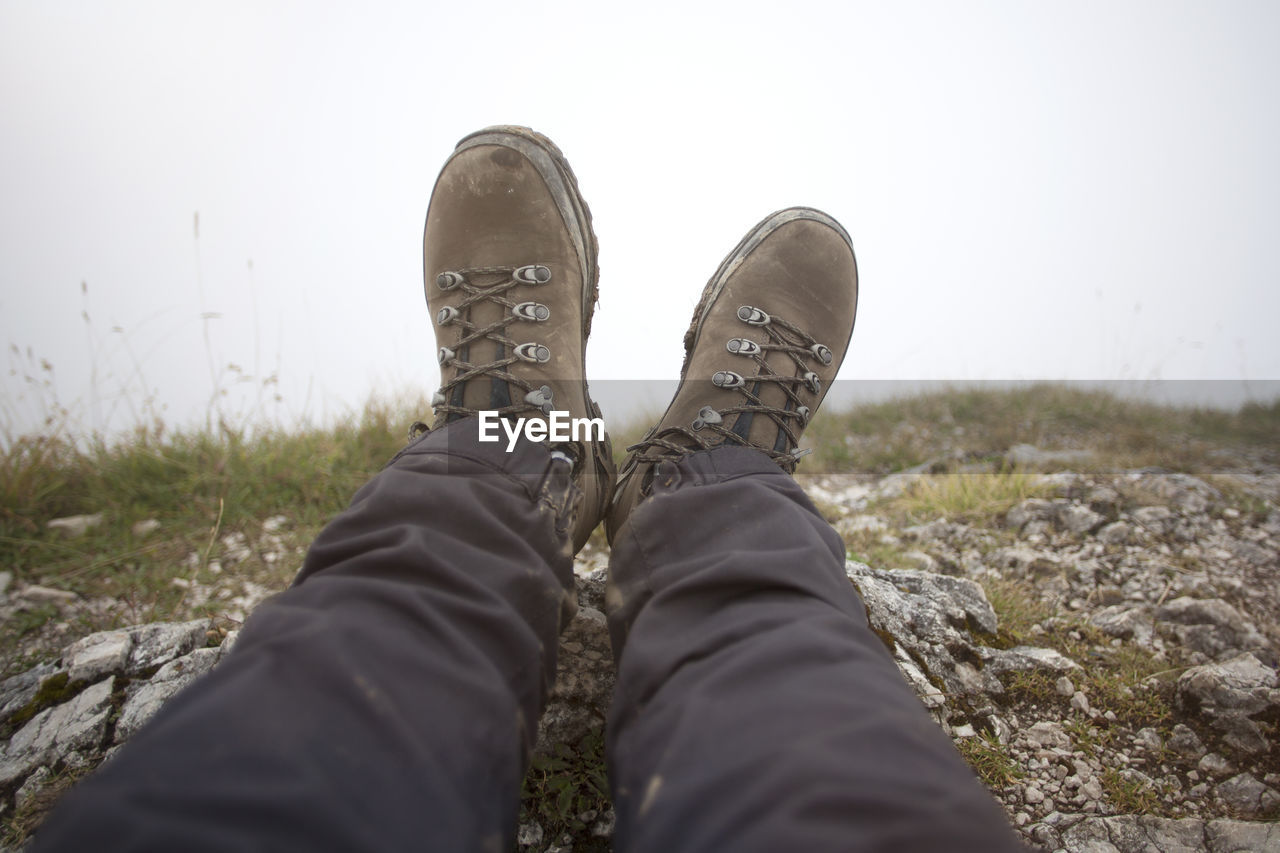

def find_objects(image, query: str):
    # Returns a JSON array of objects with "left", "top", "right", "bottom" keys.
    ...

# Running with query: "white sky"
[{"left": 2, "top": 1, "right": 1278, "bottom": 436}]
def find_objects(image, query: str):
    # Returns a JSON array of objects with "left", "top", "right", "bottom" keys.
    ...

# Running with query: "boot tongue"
[
  {"left": 727, "top": 379, "right": 794, "bottom": 452},
  {"left": 456, "top": 276, "right": 515, "bottom": 415}
]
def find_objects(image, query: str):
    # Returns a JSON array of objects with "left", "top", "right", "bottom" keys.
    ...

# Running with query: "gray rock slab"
[
  {"left": 980, "top": 645, "right": 1080, "bottom": 677},
  {"left": 14, "top": 764, "right": 51, "bottom": 811},
  {"left": 17, "top": 585, "right": 78, "bottom": 604},
  {"left": 1158, "top": 596, "right": 1265, "bottom": 635},
  {"left": 1056, "top": 813, "right": 1280, "bottom": 852},
  {"left": 1178, "top": 653, "right": 1278, "bottom": 719},
  {"left": 846, "top": 561, "right": 1004, "bottom": 699},
  {"left": 1167, "top": 723, "right": 1207, "bottom": 761},
  {"left": 1137, "top": 472, "right": 1221, "bottom": 514},
  {"left": 1131, "top": 505, "right": 1174, "bottom": 536},
  {"left": 0, "top": 662, "right": 60, "bottom": 726},
  {"left": 130, "top": 519, "right": 161, "bottom": 538},
  {"left": 126, "top": 620, "right": 211, "bottom": 673},
  {"left": 1204, "top": 818, "right": 1280, "bottom": 851},
  {"left": 63, "top": 629, "right": 133, "bottom": 684},
  {"left": 1089, "top": 605, "right": 1155, "bottom": 646},
  {"left": 536, "top": 606, "right": 614, "bottom": 753},
  {"left": 46, "top": 512, "right": 104, "bottom": 538},
  {"left": 1022, "top": 720, "right": 1071, "bottom": 750},
  {"left": 2, "top": 677, "right": 114, "bottom": 785},
  {"left": 115, "top": 648, "right": 220, "bottom": 743},
  {"left": 1059, "top": 503, "right": 1106, "bottom": 534},
  {"left": 876, "top": 568, "right": 999, "bottom": 635},
  {"left": 1215, "top": 772, "right": 1280, "bottom": 819},
  {"left": 1006, "top": 498, "right": 1057, "bottom": 530},
  {"left": 1096, "top": 520, "right": 1132, "bottom": 545}
]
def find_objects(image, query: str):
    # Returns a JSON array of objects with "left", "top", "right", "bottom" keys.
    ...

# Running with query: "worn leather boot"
[
  {"left": 422, "top": 125, "right": 615, "bottom": 552},
  {"left": 607, "top": 207, "right": 858, "bottom": 542}
]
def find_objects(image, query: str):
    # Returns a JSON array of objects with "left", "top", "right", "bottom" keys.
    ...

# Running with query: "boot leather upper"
[
  {"left": 608, "top": 210, "right": 858, "bottom": 542},
  {"left": 423, "top": 128, "right": 614, "bottom": 551}
]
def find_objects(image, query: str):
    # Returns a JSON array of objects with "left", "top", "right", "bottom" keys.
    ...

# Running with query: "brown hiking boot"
[
  {"left": 607, "top": 207, "right": 858, "bottom": 542},
  {"left": 421, "top": 125, "right": 615, "bottom": 551}
]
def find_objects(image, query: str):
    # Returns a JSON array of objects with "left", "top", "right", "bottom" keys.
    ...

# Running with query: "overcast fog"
[{"left": 2, "top": 1, "right": 1278, "bottom": 439}]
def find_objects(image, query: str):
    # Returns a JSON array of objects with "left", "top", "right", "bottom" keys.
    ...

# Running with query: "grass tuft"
[
  {"left": 957, "top": 731, "right": 1025, "bottom": 790},
  {"left": 891, "top": 471, "right": 1051, "bottom": 525}
]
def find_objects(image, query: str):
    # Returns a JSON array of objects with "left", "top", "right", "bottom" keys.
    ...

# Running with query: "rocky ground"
[{"left": 1, "top": 443, "right": 1277, "bottom": 851}]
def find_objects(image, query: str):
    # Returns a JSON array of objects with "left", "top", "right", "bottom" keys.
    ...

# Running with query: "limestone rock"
[
  {"left": 1006, "top": 498, "right": 1057, "bottom": 531},
  {"left": 1, "top": 677, "right": 114, "bottom": 786},
  {"left": 115, "top": 649, "right": 220, "bottom": 743},
  {"left": 1131, "top": 505, "right": 1175, "bottom": 536},
  {"left": 980, "top": 645, "right": 1080, "bottom": 678},
  {"left": 16, "top": 585, "right": 77, "bottom": 604},
  {"left": 1177, "top": 653, "right": 1279, "bottom": 755},
  {"left": 1059, "top": 503, "right": 1106, "bottom": 535},
  {"left": 1135, "top": 472, "right": 1221, "bottom": 515},
  {"left": 130, "top": 519, "right": 161, "bottom": 538},
  {"left": 1203, "top": 818, "right": 1280, "bottom": 850},
  {"left": 1096, "top": 521, "right": 1132, "bottom": 545},
  {"left": 846, "top": 562, "right": 1004, "bottom": 701},
  {"left": 1058, "top": 814, "right": 1278, "bottom": 852},
  {"left": 63, "top": 630, "right": 133, "bottom": 684},
  {"left": 14, "top": 765, "right": 51, "bottom": 811},
  {"left": 989, "top": 545, "right": 1060, "bottom": 577},
  {"left": 46, "top": 512, "right": 104, "bottom": 538},
  {"left": 1198, "top": 752, "right": 1234, "bottom": 780},
  {"left": 536, "top": 605, "right": 613, "bottom": 753},
  {"left": 1167, "top": 724, "right": 1207, "bottom": 761},
  {"left": 0, "top": 663, "right": 60, "bottom": 727},
  {"left": 874, "top": 568, "right": 998, "bottom": 635},
  {"left": 1156, "top": 598, "right": 1268, "bottom": 661},
  {"left": 125, "top": 620, "right": 211, "bottom": 674},
  {"left": 517, "top": 820, "right": 544, "bottom": 848},
  {"left": 1022, "top": 720, "right": 1071, "bottom": 750},
  {"left": 1089, "top": 605, "right": 1154, "bottom": 646},
  {"left": 1215, "top": 772, "right": 1280, "bottom": 819}
]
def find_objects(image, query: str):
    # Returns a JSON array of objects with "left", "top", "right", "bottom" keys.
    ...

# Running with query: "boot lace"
[
  {"left": 411, "top": 264, "right": 558, "bottom": 437},
  {"left": 626, "top": 305, "right": 831, "bottom": 473}
]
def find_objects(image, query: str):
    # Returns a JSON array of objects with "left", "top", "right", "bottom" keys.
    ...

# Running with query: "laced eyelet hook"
[
  {"left": 437, "top": 271, "right": 465, "bottom": 290},
  {"left": 513, "top": 265, "right": 552, "bottom": 285},
  {"left": 712, "top": 370, "right": 745, "bottom": 389},
  {"left": 691, "top": 406, "right": 722, "bottom": 431},
  {"left": 514, "top": 342, "right": 551, "bottom": 363},
  {"left": 512, "top": 302, "right": 551, "bottom": 322},
  {"left": 525, "top": 385, "right": 554, "bottom": 414}
]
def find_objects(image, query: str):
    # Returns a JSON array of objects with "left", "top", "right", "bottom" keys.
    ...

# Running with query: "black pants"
[{"left": 34, "top": 421, "right": 1023, "bottom": 852}]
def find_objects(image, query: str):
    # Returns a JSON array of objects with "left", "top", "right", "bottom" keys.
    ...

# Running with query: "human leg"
[
  {"left": 34, "top": 423, "right": 579, "bottom": 853},
  {"left": 606, "top": 446, "right": 1024, "bottom": 852},
  {"left": 604, "top": 209, "right": 1025, "bottom": 852},
  {"left": 32, "top": 125, "right": 616, "bottom": 852}
]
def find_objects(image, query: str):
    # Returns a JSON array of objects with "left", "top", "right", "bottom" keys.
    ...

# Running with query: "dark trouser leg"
[
  {"left": 33, "top": 421, "right": 578, "bottom": 853},
  {"left": 606, "top": 446, "right": 1025, "bottom": 853}
]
